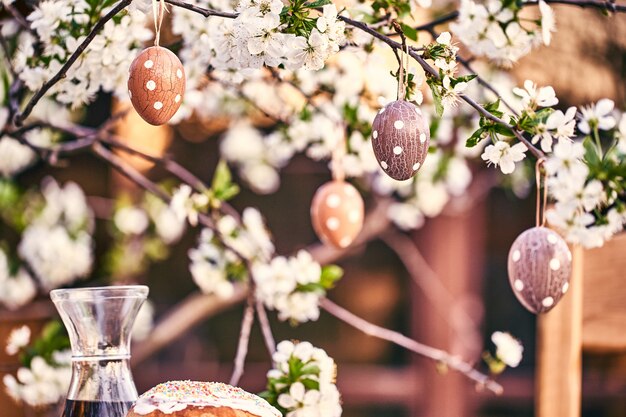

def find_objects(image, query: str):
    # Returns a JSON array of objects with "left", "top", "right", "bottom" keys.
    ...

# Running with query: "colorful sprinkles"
[{"left": 133, "top": 381, "right": 281, "bottom": 417}]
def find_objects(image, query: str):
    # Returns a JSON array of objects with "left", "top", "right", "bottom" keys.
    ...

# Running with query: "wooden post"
[
  {"left": 414, "top": 202, "right": 486, "bottom": 417},
  {"left": 536, "top": 244, "right": 583, "bottom": 417}
]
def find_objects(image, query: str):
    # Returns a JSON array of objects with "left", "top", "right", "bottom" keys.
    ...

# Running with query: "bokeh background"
[{"left": 1, "top": 2, "right": 626, "bottom": 417}]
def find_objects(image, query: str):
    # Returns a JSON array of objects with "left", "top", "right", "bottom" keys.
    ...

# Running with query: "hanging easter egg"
[
  {"left": 311, "top": 180, "right": 364, "bottom": 249},
  {"left": 128, "top": 46, "right": 185, "bottom": 126},
  {"left": 371, "top": 100, "right": 430, "bottom": 181},
  {"left": 507, "top": 226, "right": 572, "bottom": 314}
]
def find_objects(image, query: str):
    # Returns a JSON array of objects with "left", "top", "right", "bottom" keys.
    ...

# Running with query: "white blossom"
[
  {"left": 451, "top": 0, "right": 549, "bottom": 66},
  {"left": 253, "top": 250, "right": 323, "bottom": 323},
  {"left": 114, "top": 206, "right": 149, "bottom": 235},
  {"left": 513, "top": 80, "right": 558, "bottom": 110},
  {"left": 538, "top": 0, "right": 556, "bottom": 46},
  {"left": 170, "top": 184, "right": 208, "bottom": 226},
  {"left": 268, "top": 341, "right": 342, "bottom": 417},
  {"left": 578, "top": 98, "right": 617, "bottom": 134},
  {"left": 5, "top": 326, "right": 31, "bottom": 356},
  {"left": 481, "top": 141, "right": 528, "bottom": 174},
  {"left": 3, "top": 355, "right": 71, "bottom": 407},
  {"left": 0, "top": 249, "right": 37, "bottom": 310},
  {"left": 491, "top": 331, "right": 523, "bottom": 367},
  {"left": 189, "top": 228, "right": 234, "bottom": 298}
]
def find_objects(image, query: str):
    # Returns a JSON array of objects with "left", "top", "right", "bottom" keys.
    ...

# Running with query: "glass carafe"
[{"left": 51, "top": 286, "right": 148, "bottom": 417}]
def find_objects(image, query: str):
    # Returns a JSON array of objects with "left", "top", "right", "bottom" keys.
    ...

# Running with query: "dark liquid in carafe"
[{"left": 60, "top": 400, "right": 135, "bottom": 417}]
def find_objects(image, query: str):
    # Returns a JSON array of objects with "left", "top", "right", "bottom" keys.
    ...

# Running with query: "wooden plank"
[
  {"left": 414, "top": 203, "right": 486, "bottom": 417},
  {"left": 536, "top": 244, "right": 583, "bottom": 417},
  {"left": 582, "top": 232, "right": 626, "bottom": 352}
]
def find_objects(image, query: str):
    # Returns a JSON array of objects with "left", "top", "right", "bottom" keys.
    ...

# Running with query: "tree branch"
[
  {"left": 256, "top": 298, "right": 276, "bottom": 356},
  {"left": 92, "top": 141, "right": 171, "bottom": 200},
  {"left": 12, "top": 0, "right": 133, "bottom": 126},
  {"left": 379, "top": 231, "right": 479, "bottom": 342},
  {"left": 229, "top": 294, "right": 256, "bottom": 386},
  {"left": 163, "top": 0, "right": 237, "bottom": 18},
  {"left": 133, "top": 285, "right": 248, "bottom": 364},
  {"left": 319, "top": 298, "right": 503, "bottom": 394},
  {"left": 542, "top": 0, "right": 626, "bottom": 12}
]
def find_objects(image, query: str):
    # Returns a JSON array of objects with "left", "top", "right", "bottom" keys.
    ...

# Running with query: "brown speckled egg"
[
  {"left": 128, "top": 46, "right": 185, "bottom": 126},
  {"left": 507, "top": 226, "right": 572, "bottom": 314},
  {"left": 311, "top": 180, "right": 364, "bottom": 249},
  {"left": 371, "top": 100, "right": 430, "bottom": 181}
]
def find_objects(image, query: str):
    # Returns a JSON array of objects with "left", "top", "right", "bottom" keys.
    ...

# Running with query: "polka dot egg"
[
  {"left": 128, "top": 46, "right": 185, "bottom": 126},
  {"left": 371, "top": 100, "right": 430, "bottom": 181},
  {"left": 311, "top": 180, "right": 364, "bottom": 249},
  {"left": 507, "top": 226, "right": 572, "bottom": 314}
]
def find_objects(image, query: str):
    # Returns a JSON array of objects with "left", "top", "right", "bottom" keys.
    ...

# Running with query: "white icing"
[{"left": 132, "top": 381, "right": 281, "bottom": 417}]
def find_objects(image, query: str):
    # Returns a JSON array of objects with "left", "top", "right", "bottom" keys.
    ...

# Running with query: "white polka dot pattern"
[
  {"left": 310, "top": 180, "right": 364, "bottom": 249},
  {"left": 507, "top": 226, "right": 572, "bottom": 314},
  {"left": 128, "top": 46, "right": 186, "bottom": 126},
  {"left": 371, "top": 100, "right": 430, "bottom": 181}
]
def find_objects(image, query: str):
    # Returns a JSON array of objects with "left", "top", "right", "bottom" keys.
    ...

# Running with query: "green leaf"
[
  {"left": 426, "top": 78, "right": 444, "bottom": 117},
  {"left": 484, "top": 99, "right": 501, "bottom": 114},
  {"left": 451, "top": 74, "right": 477, "bottom": 86},
  {"left": 211, "top": 161, "right": 240, "bottom": 202},
  {"left": 492, "top": 123, "right": 516, "bottom": 137},
  {"left": 300, "top": 378, "right": 321, "bottom": 390},
  {"left": 583, "top": 136, "right": 601, "bottom": 167},
  {"left": 300, "top": 364, "right": 321, "bottom": 375},
  {"left": 400, "top": 23, "right": 418, "bottom": 42},
  {"left": 305, "top": 0, "right": 332, "bottom": 8},
  {"left": 320, "top": 264, "right": 343, "bottom": 289},
  {"left": 466, "top": 128, "right": 485, "bottom": 148}
]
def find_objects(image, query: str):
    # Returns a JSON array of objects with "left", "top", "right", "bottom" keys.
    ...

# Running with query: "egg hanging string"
[
  {"left": 395, "top": 35, "right": 410, "bottom": 101},
  {"left": 535, "top": 158, "right": 548, "bottom": 227},
  {"left": 152, "top": 0, "right": 168, "bottom": 47},
  {"left": 331, "top": 125, "right": 347, "bottom": 182}
]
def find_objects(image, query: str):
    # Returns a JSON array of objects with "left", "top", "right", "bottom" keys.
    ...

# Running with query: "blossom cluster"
[
  {"left": 12, "top": 0, "right": 151, "bottom": 107},
  {"left": 475, "top": 78, "right": 626, "bottom": 248},
  {"left": 451, "top": 0, "right": 556, "bottom": 66},
  {"left": 545, "top": 99, "right": 626, "bottom": 248},
  {"left": 3, "top": 354, "right": 71, "bottom": 407},
  {"left": 189, "top": 207, "right": 274, "bottom": 298},
  {"left": 109, "top": 194, "right": 187, "bottom": 278},
  {"left": 0, "top": 77, "right": 71, "bottom": 178},
  {"left": 426, "top": 32, "right": 471, "bottom": 112},
  {"left": 18, "top": 178, "right": 93, "bottom": 290},
  {"left": 262, "top": 341, "right": 342, "bottom": 417},
  {"left": 2, "top": 324, "right": 71, "bottom": 408},
  {"left": 253, "top": 250, "right": 338, "bottom": 323},
  {"left": 0, "top": 248, "right": 36, "bottom": 310}
]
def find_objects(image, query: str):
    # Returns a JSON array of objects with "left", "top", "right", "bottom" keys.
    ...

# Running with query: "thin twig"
[
  {"left": 457, "top": 55, "right": 519, "bottom": 116},
  {"left": 541, "top": 0, "right": 626, "bottom": 12},
  {"left": 163, "top": 0, "right": 237, "bottom": 18},
  {"left": 0, "top": 35, "right": 17, "bottom": 78},
  {"left": 92, "top": 142, "right": 170, "bottom": 201},
  {"left": 320, "top": 298, "right": 503, "bottom": 394},
  {"left": 229, "top": 294, "right": 256, "bottom": 386},
  {"left": 3, "top": 2, "right": 32, "bottom": 33},
  {"left": 415, "top": 11, "right": 460, "bottom": 31},
  {"left": 13, "top": 0, "right": 133, "bottom": 126},
  {"left": 379, "top": 231, "right": 479, "bottom": 341},
  {"left": 256, "top": 298, "right": 276, "bottom": 356},
  {"left": 100, "top": 134, "right": 208, "bottom": 191}
]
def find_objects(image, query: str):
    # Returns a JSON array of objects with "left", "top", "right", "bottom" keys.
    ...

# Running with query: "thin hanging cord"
[
  {"left": 331, "top": 125, "right": 347, "bottom": 182},
  {"left": 152, "top": 0, "right": 167, "bottom": 46},
  {"left": 394, "top": 25, "right": 409, "bottom": 101},
  {"left": 397, "top": 55, "right": 405, "bottom": 100},
  {"left": 404, "top": 42, "right": 410, "bottom": 99},
  {"left": 535, "top": 158, "right": 547, "bottom": 227}
]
